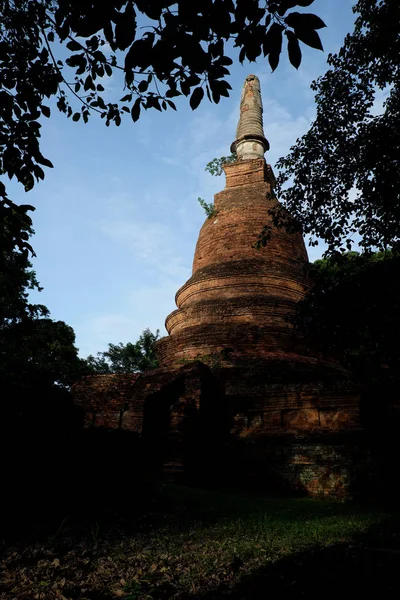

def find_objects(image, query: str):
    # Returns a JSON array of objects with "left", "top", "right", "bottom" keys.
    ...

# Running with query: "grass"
[{"left": 0, "top": 484, "right": 396, "bottom": 600}]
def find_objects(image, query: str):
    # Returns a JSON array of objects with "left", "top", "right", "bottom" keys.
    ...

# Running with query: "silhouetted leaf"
[
  {"left": 263, "top": 22, "right": 284, "bottom": 58},
  {"left": 36, "top": 153, "right": 54, "bottom": 169},
  {"left": 66, "top": 53, "right": 87, "bottom": 71},
  {"left": 131, "top": 98, "right": 141, "bottom": 122},
  {"left": 41, "top": 105, "right": 50, "bottom": 118},
  {"left": 115, "top": 1, "right": 137, "bottom": 50},
  {"left": 219, "top": 55, "right": 233, "bottom": 66},
  {"left": 124, "top": 34, "right": 154, "bottom": 71},
  {"left": 190, "top": 87, "right": 204, "bottom": 110},
  {"left": 268, "top": 51, "right": 280, "bottom": 72},
  {"left": 18, "top": 204, "right": 35, "bottom": 212},
  {"left": 286, "top": 30, "right": 302, "bottom": 68},
  {"left": 84, "top": 75, "right": 94, "bottom": 91},
  {"left": 23, "top": 173, "right": 34, "bottom": 191},
  {"left": 33, "top": 165, "right": 45, "bottom": 181},
  {"left": 93, "top": 50, "right": 107, "bottom": 63},
  {"left": 66, "top": 40, "right": 81, "bottom": 51},
  {"left": 295, "top": 27, "right": 324, "bottom": 50},
  {"left": 277, "top": 1, "right": 298, "bottom": 17},
  {"left": 180, "top": 78, "right": 191, "bottom": 97},
  {"left": 285, "top": 12, "right": 326, "bottom": 31},
  {"left": 138, "top": 79, "right": 149, "bottom": 93},
  {"left": 145, "top": 96, "right": 161, "bottom": 111}
]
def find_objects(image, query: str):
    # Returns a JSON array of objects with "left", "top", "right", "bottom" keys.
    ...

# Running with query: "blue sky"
[{"left": 9, "top": 0, "right": 359, "bottom": 357}]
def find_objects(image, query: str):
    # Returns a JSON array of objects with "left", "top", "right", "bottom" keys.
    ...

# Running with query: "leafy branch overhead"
[{"left": 0, "top": 1, "right": 325, "bottom": 262}]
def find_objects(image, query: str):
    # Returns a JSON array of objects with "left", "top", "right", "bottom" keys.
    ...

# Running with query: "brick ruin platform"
[{"left": 73, "top": 75, "right": 364, "bottom": 499}]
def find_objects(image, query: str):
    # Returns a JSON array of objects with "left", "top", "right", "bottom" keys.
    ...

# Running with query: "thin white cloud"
[
  {"left": 98, "top": 219, "right": 171, "bottom": 261},
  {"left": 78, "top": 276, "right": 181, "bottom": 356}
]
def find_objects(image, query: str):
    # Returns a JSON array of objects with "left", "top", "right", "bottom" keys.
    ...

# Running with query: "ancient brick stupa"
[
  {"left": 73, "top": 76, "right": 363, "bottom": 498},
  {"left": 158, "top": 74, "right": 322, "bottom": 371}
]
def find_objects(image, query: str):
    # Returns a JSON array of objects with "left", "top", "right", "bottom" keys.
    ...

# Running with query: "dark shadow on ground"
[
  {"left": 186, "top": 514, "right": 400, "bottom": 600},
  {"left": 2, "top": 478, "right": 400, "bottom": 600},
  {"left": 1, "top": 473, "right": 385, "bottom": 545},
  {"left": 1, "top": 427, "right": 150, "bottom": 543}
]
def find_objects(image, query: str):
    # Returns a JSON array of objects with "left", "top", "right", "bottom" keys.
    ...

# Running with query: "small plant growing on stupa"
[
  {"left": 198, "top": 197, "right": 217, "bottom": 218},
  {"left": 205, "top": 153, "right": 237, "bottom": 177},
  {"left": 197, "top": 152, "right": 237, "bottom": 218}
]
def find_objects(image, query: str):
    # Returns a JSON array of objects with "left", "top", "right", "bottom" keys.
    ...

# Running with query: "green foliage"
[
  {"left": 197, "top": 197, "right": 217, "bottom": 219},
  {"left": 0, "top": 200, "right": 45, "bottom": 323},
  {"left": 197, "top": 153, "right": 237, "bottom": 217},
  {"left": 0, "top": 1, "right": 325, "bottom": 262},
  {"left": 0, "top": 248, "right": 48, "bottom": 324},
  {"left": 87, "top": 328, "right": 160, "bottom": 373},
  {"left": 205, "top": 153, "right": 237, "bottom": 177},
  {"left": 295, "top": 251, "right": 400, "bottom": 386},
  {"left": 1, "top": 213, "right": 89, "bottom": 395},
  {"left": 1, "top": 318, "right": 89, "bottom": 391},
  {"left": 276, "top": 0, "right": 400, "bottom": 253}
]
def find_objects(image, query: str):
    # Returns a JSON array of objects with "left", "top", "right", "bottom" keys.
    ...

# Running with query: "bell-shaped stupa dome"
[{"left": 157, "top": 75, "right": 312, "bottom": 370}]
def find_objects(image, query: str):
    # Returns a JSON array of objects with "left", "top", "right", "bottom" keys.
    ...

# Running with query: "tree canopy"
[
  {"left": 1, "top": 215, "right": 89, "bottom": 397},
  {"left": 86, "top": 327, "right": 160, "bottom": 373},
  {"left": 0, "top": 210, "right": 48, "bottom": 324},
  {"left": 295, "top": 251, "right": 400, "bottom": 390},
  {"left": 0, "top": 0, "right": 325, "bottom": 261},
  {"left": 276, "top": 0, "right": 400, "bottom": 254},
  {"left": 1, "top": 317, "right": 88, "bottom": 392}
]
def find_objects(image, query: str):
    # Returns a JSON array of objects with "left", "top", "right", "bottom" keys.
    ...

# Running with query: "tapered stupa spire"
[{"left": 230, "top": 74, "right": 270, "bottom": 159}]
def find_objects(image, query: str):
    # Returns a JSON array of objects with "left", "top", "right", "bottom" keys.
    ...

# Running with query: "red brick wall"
[
  {"left": 159, "top": 158, "right": 309, "bottom": 369},
  {"left": 72, "top": 374, "right": 141, "bottom": 430}
]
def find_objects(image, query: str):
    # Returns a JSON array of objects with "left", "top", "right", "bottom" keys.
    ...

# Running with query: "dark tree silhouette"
[
  {"left": 295, "top": 251, "right": 400, "bottom": 390},
  {"left": 276, "top": 0, "right": 400, "bottom": 253},
  {"left": 86, "top": 327, "right": 160, "bottom": 373},
  {"left": 1, "top": 214, "right": 89, "bottom": 425}
]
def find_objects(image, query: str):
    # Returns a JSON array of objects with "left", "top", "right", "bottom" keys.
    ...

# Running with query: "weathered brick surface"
[
  {"left": 159, "top": 158, "right": 309, "bottom": 369},
  {"left": 72, "top": 158, "right": 365, "bottom": 499},
  {"left": 72, "top": 374, "right": 141, "bottom": 430},
  {"left": 73, "top": 374, "right": 140, "bottom": 410},
  {"left": 251, "top": 433, "right": 367, "bottom": 499}
]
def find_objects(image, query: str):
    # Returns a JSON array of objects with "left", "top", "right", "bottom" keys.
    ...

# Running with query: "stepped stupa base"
[{"left": 73, "top": 360, "right": 363, "bottom": 498}]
